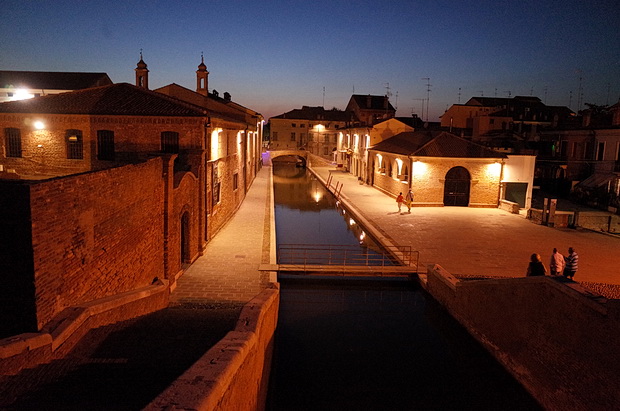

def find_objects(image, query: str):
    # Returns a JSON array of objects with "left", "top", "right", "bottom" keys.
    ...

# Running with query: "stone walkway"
[
  {"left": 170, "top": 165, "right": 273, "bottom": 305},
  {"left": 309, "top": 163, "right": 620, "bottom": 287}
]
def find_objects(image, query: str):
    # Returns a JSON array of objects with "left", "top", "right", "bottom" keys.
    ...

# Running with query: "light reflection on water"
[{"left": 273, "top": 163, "right": 387, "bottom": 264}]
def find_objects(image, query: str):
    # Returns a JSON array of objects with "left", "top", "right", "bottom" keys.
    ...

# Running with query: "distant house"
[
  {"left": 345, "top": 94, "right": 395, "bottom": 126},
  {"left": 440, "top": 96, "right": 574, "bottom": 150},
  {"left": 269, "top": 106, "right": 354, "bottom": 159},
  {"left": 0, "top": 70, "right": 112, "bottom": 102},
  {"left": 368, "top": 130, "right": 535, "bottom": 209}
]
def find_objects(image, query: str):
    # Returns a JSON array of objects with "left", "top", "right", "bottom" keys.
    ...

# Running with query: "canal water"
[{"left": 266, "top": 163, "right": 540, "bottom": 410}]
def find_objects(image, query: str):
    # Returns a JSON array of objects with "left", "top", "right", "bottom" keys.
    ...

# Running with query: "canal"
[{"left": 266, "top": 162, "right": 540, "bottom": 410}]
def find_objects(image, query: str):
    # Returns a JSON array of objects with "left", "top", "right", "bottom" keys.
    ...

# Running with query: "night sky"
[{"left": 2, "top": 0, "right": 619, "bottom": 120}]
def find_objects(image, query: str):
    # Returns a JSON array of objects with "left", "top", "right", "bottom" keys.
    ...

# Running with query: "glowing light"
[
  {"left": 349, "top": 218, "right": 355, "bottom": 226},
  {"left": 313, "top": 191, "right": 322, "bottom": 203},
  {"left": 359, "top": 231, "right": 366, "bottom": 241},
  {"left": 487, "top": 161, "right": 502, "bottom": 177},
  {"left": 413, "top": 160, "right": 427, "bottom": 177},
  {"left": 33, "top": 120, "right": 45, "bottom": 130},
  {"left": 12, "top": 89, "right": 34, "bottom": 101}
]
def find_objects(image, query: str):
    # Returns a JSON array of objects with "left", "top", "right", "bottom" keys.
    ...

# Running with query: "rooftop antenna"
[
  {"left": 568, "top": 90, "right": 573, "bottom": 109},
  {"left": 530, "top": 86, "right": 534, "bottom": 96},
  {"left": 606, "top": 82, "right": 611, "bottom": 105},
  {"left": 422, "top": 77, "right": 431, "bottom": 121},
  {"left": 457, "top": 87, "right": 461, "bottom": 104},
  {"left": 544, "top": 86, "right": 548, "bottom": 104},
  {"left": 478, "top": 90, "right": 484, "bottom": 97},
  {"left": 505, "top": 90, "right": 512, "bottom": 98},
  {"left": 322, "top": 86, "right": 325, "bottom": 108},
  {"left": 494, "top": 88, "right": 498, "bottom": 97},
  {"left": 576, "top": 70, "right": 583, "bottom": 111},
  {"left": 394, "top": 90, "right": 399, "bottom": 112}
]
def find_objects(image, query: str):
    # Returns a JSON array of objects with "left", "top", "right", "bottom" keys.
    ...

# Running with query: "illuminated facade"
[
  {"left": 0, "top": 58, "right": 263, "bottom": 337},
  {"left": 269, "top": 106, "right": 353, "bottom": 160},
  {"left": 368, "top": 130, "right": 534, "bottom": 208}
]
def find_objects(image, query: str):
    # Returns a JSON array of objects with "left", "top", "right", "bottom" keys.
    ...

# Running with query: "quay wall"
[
  {"left": 146, "top": 285, "right": 279, "bottom": 411},
  {"left": 425, "top": 264, "right": 620, "bottom": 411}
]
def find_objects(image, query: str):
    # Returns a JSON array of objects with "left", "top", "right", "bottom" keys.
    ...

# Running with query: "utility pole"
[{"left": 422, "top": 77, "right": 431, "bottom": 121}]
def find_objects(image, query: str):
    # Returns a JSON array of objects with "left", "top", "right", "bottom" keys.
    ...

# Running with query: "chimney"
[
  {"left": 366, "top": 95, "right": 372, "bottom": 108},
  {"left": 224, "top": 92, "right": 231, "bottom": 102},
  {"left": 384, "top": 96, "right": 388, "bottom": 109}
]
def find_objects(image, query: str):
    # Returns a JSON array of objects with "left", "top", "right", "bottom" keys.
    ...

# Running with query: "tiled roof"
[
  {"left": 271, "top": 106, "right": 355, "bottom": 122},
  {"left": 370, "top": 130, "right": 507, "bottom": 158},
  {"left": 348, "top": 94, "right": 395, "bottom": 111},
  {"left": 0, "top": 83, "right": 207, "bottom": 117},
  {"left": 0, "top": 71, "right": 112, "bottom": 90}
]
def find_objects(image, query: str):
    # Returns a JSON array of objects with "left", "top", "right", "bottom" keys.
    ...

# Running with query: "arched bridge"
[{"left": 263, "top": 149, "right": 308, "bottom": 166}]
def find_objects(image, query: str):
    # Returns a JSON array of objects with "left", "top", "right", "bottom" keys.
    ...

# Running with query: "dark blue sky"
[{"left": 2, "top": 0, "right": 619, "bottom": 120}]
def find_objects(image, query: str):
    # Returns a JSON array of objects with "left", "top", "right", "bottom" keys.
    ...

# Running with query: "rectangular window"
[
  {"left": 291, "top": 132, "right": 296, "bottom": 141},
  {"left": 97, "top": 130, "right": 115, "bottom": 160},
  {"left": 4, "top": 128, "right": 22, "bottom": 158},
  {"left": 300, "top": 124, "right": 305, "bottom": 128},
  {"left": 272, "top": 131, "right": 278, "bottom": 141},
  {"left": 292, "top": 123, "right": 297, "bottom": 128},
  {"left": 161, "top": 131, "right": 179, "bottom": 153},
  {"left": 324, "top": 135, "right": 329, "bottom": 143},
  {"left": 233, "top": 172, "right": 239, "bottom": 191},
  {"left": 323, "top": 146, "right": 329, "bottom": 155},
  {"left": 66, "top": 129, "right": 83, "bottom": 159},
  {"left": 596, "top": 142, "right": 605, "bottom": 161},
  {"left": 212, "top": 164, "right": 221, "bottom": 205}
]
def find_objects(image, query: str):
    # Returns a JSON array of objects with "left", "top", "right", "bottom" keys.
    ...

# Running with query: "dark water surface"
[{"left": 267, "top": 164, "right": 540, "bottom": 410}]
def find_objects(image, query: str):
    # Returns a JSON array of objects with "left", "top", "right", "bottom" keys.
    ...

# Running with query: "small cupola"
[
  {"left": 196, "top": 53, "right": 209, "bottom": 96},
  {"left": 135, "top": 51, "right": 149, "bottom": 89}
]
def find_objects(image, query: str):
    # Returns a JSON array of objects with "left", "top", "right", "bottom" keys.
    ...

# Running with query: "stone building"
[
  {"left": 0, "top": 58, "right": 262, "bottom": 338},
  {"left": 368, "top": 130, "right": 535, "bottom": 208},
  {"left": 345, "top": 94, "right": 395, "bottom": 126},
  {"left": 268, "top": 106, "right": 353, "bottom": 160}
]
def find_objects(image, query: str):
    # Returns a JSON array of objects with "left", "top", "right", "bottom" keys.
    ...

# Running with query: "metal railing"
[{"left": 277, "top": 244, "right": 418, "bottom": 275}]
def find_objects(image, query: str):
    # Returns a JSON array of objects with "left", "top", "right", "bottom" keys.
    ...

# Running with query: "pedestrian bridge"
[{"left": 264, "top": 149, "right": 308, "bottom": 166}]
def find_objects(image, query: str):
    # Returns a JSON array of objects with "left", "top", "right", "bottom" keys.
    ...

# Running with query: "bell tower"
[
  {"left": 135, "top": 50, "right": 149, "bottom": 90},
  {"left": 196, "top": 53, "right": 209, "bottom": 96}
]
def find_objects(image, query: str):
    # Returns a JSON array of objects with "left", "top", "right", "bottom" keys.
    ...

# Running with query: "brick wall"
[
  {"left": 426, "top": 265, "right": 620, "bottom": 410},
  {"left": 373, "top": 157, "right": 500, "bottom": 206},
  {"left": 29, "top": 158, "right": 165, "bottom": 330}
]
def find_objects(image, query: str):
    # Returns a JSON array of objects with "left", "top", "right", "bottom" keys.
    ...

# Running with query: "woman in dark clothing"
[{"left": 526, "top": 253, "right": 547, "bottom": 276}]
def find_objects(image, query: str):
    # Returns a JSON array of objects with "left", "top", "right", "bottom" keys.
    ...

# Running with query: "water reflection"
[{"left": 273, "top": 163, "right": 387, "bottom": 264}]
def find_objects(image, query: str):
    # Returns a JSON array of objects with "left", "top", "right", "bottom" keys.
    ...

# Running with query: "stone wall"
[
  {"left": 29, "top": 158, "right": 165, "bottom": 330},
  {"left": 373, "top": 157, "right": 501, "bottom": 207},
  {"left": 425, "top": 264, "right": 620, "bottom": 410},
  {"left": 146, "top": 285, "right": 280, "bottom": 411}
]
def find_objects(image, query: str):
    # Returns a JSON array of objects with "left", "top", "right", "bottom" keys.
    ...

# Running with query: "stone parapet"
[{"left": 425, "top": 264, "right": 620, "bottom": 410}]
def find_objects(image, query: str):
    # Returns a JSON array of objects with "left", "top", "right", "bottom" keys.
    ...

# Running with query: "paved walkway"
[
  {"left": 170, "top": 165, "right": 274, "bottom": 305},
  {"left": 309, "top": 163, "right": 620, "bottom": 287}
]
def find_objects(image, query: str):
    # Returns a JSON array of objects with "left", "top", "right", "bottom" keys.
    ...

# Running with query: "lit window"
[{"left": 66, "top": 129, "right": 83, "bottom": 159}]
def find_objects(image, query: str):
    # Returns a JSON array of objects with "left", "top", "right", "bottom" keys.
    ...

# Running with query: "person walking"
[
  {"left": 549, "top": 248, "right": 565, "bottom": 276},
  {"left": 396, "top": 192, "right": 404, "bottom": 213},
  {"left": 526, "top": 253, "right": 547, "bottom": 276},
  {"left": 405, "top": 189, "right": 414, "bottom": 213},
  {"left": 564, "top": 247, "right": 578, "bottom": 280}
]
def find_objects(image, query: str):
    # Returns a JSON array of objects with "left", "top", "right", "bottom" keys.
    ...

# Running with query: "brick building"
[
  {"left": 368, "top": 130, "right": 535, "bottom": 208},
  {"left": 0, "top": 59, "right": 263, "bottom": 337}
]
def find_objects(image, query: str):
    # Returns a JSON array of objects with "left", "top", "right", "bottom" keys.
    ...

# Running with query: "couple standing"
[
  {"left": 549, "top": 247, "right": 579, "bottom": 279},
  {"left": 396, "top": 189, "right": 414, "bottom": 214}
]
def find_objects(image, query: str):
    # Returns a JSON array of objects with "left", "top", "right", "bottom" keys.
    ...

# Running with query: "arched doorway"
[
  {"left": 444, "top": 166, "right": 470, "bottom": 206},
  {"left": 180, "top": 211, "right": 190, "bottom": 268}
]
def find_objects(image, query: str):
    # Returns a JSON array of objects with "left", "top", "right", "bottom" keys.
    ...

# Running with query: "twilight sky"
[{"left": 2, "top": 0, "right": 619, "bottom": 121}]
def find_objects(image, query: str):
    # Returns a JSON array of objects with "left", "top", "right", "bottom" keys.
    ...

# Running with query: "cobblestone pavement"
[{"left": 310, "top": 164, "right": 620, "bottom": 288}]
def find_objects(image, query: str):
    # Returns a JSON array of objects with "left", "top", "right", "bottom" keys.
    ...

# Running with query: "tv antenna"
[{"left": 422, "top": 77, "right": 431, "bottom": 121}]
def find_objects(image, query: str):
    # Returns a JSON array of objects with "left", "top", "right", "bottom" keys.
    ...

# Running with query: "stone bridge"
[{"left": 262, "top": 149, "right": 308, "bottom": 166}]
